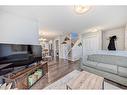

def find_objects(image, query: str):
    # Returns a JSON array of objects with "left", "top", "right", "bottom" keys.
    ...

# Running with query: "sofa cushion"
[
  {"left": 96, "top": 63, "right": 117, "bottom": 74},
  {"left": 118, "top": 66, "right": 127, "bottom": 78},
  {"left": 87, "top": 54, "right": 127, "bottom": 67},
  {"left": 83, "top": 61, "right": 97, "bottom": 68}
]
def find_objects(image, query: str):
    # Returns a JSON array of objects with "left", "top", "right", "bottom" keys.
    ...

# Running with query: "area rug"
[{"left": 44, "top": 70, "right": 121, "bottom": 90}]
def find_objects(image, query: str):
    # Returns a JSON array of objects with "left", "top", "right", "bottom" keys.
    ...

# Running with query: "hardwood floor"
[
  {"left": 30, "top": 58, "right": 127, "bottom": 90},
  {"left": 30, "top": 58, "right": 80, "bottom": 89}
]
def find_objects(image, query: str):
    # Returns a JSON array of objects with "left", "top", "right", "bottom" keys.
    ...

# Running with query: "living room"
[{"left": 0, "top": 2, "right": 127, "bottom": 95}]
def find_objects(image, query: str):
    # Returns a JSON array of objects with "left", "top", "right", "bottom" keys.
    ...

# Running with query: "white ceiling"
[{"left": 1, "top": 6, "right": 127, "bottom": 40}]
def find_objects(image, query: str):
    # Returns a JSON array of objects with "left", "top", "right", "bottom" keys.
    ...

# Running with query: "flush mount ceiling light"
[
  {"left": 74, "top": 5, "right": 90, "bottom": 14},
  {"left": 87, "top": 27, "right": 101, "bottom": 33}
]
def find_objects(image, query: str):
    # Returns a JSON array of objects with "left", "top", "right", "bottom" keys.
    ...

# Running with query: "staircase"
[
  {"left": 61, "top": 33, "right": 82, "bottom": 61},
  {"left": 67, "top": 39, "right": 82, "bottom": 61}
]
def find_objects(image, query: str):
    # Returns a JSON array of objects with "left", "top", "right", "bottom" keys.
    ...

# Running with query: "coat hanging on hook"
[{"left": 108, "top": 35, "right": 117, "bottom": 50}]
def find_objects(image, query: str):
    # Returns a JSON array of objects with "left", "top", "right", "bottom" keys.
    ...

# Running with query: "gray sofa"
[{"left": 81, "top": 54, "right": 127, "bottom": 86}]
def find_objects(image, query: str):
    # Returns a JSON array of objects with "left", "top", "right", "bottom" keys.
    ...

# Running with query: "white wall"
[
  {"left": 71, "top": 46, "right": 82, "bottom": 61},
  {"left": 102, "top": 27, "right": 125, "bottom": 50},
  {"left": 0, "top": 11, "right": 39, "bottom": 45}
]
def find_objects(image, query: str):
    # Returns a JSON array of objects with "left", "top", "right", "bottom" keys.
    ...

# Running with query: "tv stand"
[{"left": 2, "top": 61, "right": 48, "bottom": 89}]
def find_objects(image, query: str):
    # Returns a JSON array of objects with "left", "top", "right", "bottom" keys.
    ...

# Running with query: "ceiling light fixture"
[
  {"left": 87, "top": 27, "right": 101, "bottom": 33},
  {"left": 74, "top": 5, "right": 90, "bottom": 14}
]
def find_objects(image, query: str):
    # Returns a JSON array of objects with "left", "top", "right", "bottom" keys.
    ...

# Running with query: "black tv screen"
[
  {"left": 0, "top": 43, "right": 42, "bottom": 74},
  {"left": 0, "top": 43, "right": 42, "bottom": 57}
]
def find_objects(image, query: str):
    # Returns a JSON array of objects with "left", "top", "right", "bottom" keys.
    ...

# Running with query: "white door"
[{"left": 83, "top": 35, "right": 100, "bottom": 56}]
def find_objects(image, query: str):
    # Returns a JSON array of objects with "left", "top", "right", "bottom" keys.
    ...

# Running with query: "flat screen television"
[
  {"left": 0, "top": 43, "right": 42, "bottom": 58},
  {"left": 0, "top": 43, "right": 42, "bottom": 69}
]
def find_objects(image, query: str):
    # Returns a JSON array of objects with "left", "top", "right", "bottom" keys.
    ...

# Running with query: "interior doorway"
[
  {"left": 49, "top": 43, "right": 54, "bottom": 58},
  {"left": 55, "top": 40, "right": 59, "bottom": 58}
]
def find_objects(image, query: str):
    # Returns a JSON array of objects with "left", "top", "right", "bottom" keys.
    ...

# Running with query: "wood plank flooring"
[
  {"left": 30, "top": 58, "right": 127, "bottom": 90},
  {"left": 30, "top": 58, "right": 80, "bottom": 89}
]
